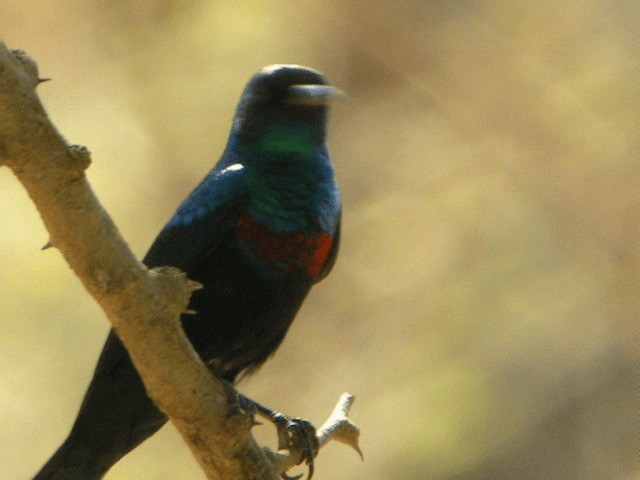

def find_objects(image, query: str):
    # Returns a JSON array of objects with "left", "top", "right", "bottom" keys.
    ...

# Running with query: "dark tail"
[
  {"left": 33, "top": 330, "right": 167, "bottom": 479},
  {"left": 33, "top": 440, "right": 104, "bottom": 480}
]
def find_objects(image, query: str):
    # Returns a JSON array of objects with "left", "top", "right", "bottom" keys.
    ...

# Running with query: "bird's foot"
[
  {"left": 236, "top": 391, "right": 260, "bottom": 424},
  {"left": 272, "top": 413, "right": 319, "bottom": 480},
  {"left": 237, "top": 394, "right": 319, "bottom": 480}
]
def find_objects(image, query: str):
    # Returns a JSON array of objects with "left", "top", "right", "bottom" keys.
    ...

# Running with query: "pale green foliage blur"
[{"left": 0, "top": 2, "right": 635, "bottom": 479}]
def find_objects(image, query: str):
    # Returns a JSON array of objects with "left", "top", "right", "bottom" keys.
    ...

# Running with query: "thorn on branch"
[
  {"left": 68, "top": 144, "right": 92, "bottom": 173},
  {"left": 150, "top": 266, "right": 203, "bottom": 316},
  {"left": 9, "top": 48, "right": 40, "bottom": 86},
  {"left": 41, "top": 239, "right": 54, "bottom": 250},
  {"left": 187, "top": 279, "right": 203, "bottom": 292}
]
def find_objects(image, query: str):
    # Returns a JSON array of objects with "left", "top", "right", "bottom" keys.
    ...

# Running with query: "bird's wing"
[
  {"left": 88, "top": 164, "right": 246, "bottom": 382},
  {"left": 143, "top": 163, "right": 247, "bottom": 271},
  {"left": 313, "top": 210, "right": 341, "bottom": 283}
]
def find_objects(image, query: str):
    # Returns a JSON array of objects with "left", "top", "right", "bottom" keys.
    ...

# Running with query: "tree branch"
[
  {"left": 0, "top": 41, "right": 274, "bottom": 480},
  {"left": 0, "top": 42, "right": 360, "bottom": 479}
]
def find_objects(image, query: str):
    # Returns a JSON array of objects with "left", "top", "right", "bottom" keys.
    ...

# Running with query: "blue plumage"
[
  {"left": 34, "top": 65, "right": 342, "bottom": 480},
  {"left": 166, "top": 163, "right": 246, "bottom": 230}
]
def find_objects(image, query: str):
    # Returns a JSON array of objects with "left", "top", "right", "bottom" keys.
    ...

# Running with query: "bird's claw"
[
  {"left": 235, "top": 394, "right": 319, "bottom": 479},
  {"left": 273, "top": 414, "right": 319, "bottom": 480}
]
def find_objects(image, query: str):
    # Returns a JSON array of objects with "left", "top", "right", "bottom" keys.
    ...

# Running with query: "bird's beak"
[{"left": 285, "top": 84, "right": 346, "bottom": 106}]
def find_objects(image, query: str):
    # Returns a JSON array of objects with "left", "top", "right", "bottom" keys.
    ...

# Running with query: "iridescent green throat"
[
  {"left": 244, "top": 124, "right": 323, "bottom": 231},
  {"left": 255, "top": 125, "right": 316, "bottom": 157}
]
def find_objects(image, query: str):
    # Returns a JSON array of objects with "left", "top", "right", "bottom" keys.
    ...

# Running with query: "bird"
[{"left": 33, "top": 64, "right": 343, "bottom": 480}]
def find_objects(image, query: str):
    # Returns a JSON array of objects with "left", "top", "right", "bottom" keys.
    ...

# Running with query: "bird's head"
[{"left": 232, "top": 65, "right": 343, "bottom": 155}]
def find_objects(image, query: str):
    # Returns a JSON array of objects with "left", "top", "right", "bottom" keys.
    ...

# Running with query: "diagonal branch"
[
  {"left": 0, "top": 42, "right": 274, "bottom": 480},
  {"left": 0, "top": 42, "right": 360, "bottom": 480}
]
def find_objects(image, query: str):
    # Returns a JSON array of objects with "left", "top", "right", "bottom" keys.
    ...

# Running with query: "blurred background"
[{"left": 0, "top": 1, "right": 636, "bottom": 479}]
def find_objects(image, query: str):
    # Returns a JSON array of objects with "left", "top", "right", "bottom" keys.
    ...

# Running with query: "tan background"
[{"left": 0, "top": 2, "right": 636, "bottom": 479}]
